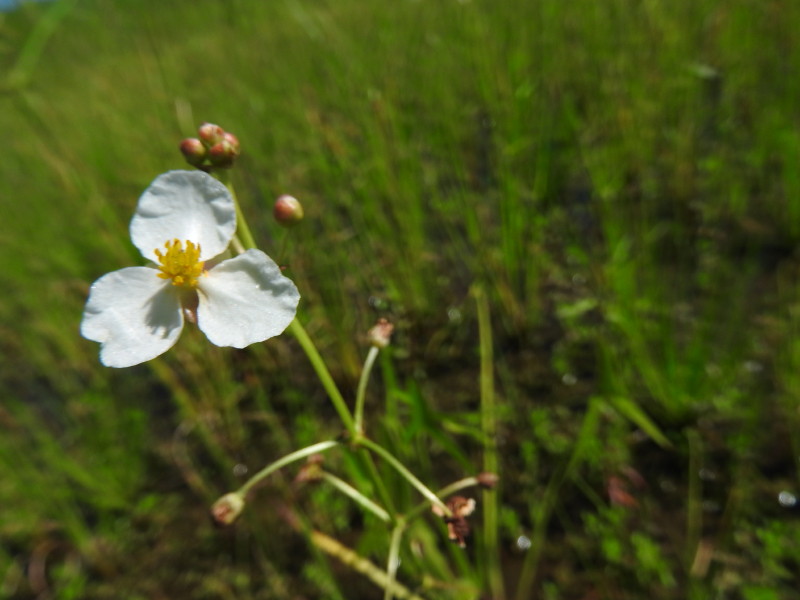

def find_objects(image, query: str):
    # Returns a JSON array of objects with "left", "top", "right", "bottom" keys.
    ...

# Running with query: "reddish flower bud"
[
  {"left": 207, "top": 140, "right": 237, "bottom": 168},
  {"left": 273, "top": 195, "right": 304, "bottom": 226},
  {"left": 198, "top": 122, "right": 225, "bottom": 147},
  {"left": 223, "top": 132, "right": 240, "bottom": 155},
  {"left": 179, "top": 138, "right": 207, "bottom": 167}
]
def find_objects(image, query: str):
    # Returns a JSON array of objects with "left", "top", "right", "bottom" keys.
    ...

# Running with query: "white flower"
[{"left": 81, "top": 170, "right": 300, "bottom": 368}]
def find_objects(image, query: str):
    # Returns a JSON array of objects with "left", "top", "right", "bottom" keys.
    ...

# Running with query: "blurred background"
[{"left": 1, "top": 0, "right": 799, "bottom": 598}]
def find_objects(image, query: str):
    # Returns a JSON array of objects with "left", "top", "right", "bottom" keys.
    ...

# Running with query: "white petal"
[
  {"left": 196, "top": 250, "right": 300, "bottom": 348},
  {"left": 130, "top": 170, "right": 236, "bottom": 263},
  {"left": 81, "top": 267, "right": 184, "bottom": 368}
]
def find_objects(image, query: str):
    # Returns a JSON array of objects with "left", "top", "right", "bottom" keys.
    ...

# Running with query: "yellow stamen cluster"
[{"left": 154, "top": 239, "right": 205, "bottom": 288}]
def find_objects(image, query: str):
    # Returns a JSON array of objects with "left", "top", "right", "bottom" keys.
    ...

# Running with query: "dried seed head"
[{"left": 432, "top": 496, "right": 477, "bottom": 548}]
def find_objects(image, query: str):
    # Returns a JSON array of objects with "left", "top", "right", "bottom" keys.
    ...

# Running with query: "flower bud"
[
  {"left": 207, "top": 139, "right": 237, "bottom": 168},
  {"left": 367, "top": 318, "right": 394, "bottom": 348},
  {"left": 223, "top": 131, "right": 240, "bottom": 155},
  {"left": 211, "top": 492, "right": 245, "bottom": 526},
  {"left": 198, "top": 122, "right": 225, "bottom": 147},
  {"left": 179, "top": 138, "right": 207, "bottom": 167},
  {"left": 273, "top": 195, "right": 304, "bottom": 226}
]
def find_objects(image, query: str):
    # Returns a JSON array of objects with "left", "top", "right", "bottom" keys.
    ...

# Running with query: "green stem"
[
  {"left": 310, "top": 530, "right": 427, "bottom": 600},
  {"left": 321, "top": 471, "right": 391, "bottom": 523},
  {"left": 473, "top": 285, "right": 505, "bottom": 599},
  {"left": 275, "top": 227, "right": 291, "bottom": 264},
  {"left": 357, "top": 437, "right": 450, "bottom": 516},
  {"left": 354, "top": 346, "right": 380, "bottom": 434},
  {"left": 216, "top": 172, "right": 356, "bottom": 437},
  {"left": 385, "top": 520, "right": 407, "bottom": 600},
  {"left": 288, "top": 318, "right": 357, "bottom": 436},
  {"left": 237, "top": 439, "right": 340, "bottom": 497},
  {"left": 230, "top": 234, "right": 246, "bottom": 255}
]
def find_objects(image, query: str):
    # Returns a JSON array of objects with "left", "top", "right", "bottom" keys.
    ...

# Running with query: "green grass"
[{"left": 2, "top": 0, "right": 799, "bottom": 597}]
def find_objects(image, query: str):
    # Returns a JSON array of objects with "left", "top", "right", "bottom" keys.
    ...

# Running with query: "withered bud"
[
  {"left": 211, "top": 492, "right": 245, "bottom": 526},
  {"left": 273, "top": 195, "right": 304, "bottom": 226},
  {"left": 476, "top": 472, "right": 499, "bottom": 489},
  {"left": 432, "top": 496, "right": 476, "bottom": 548},
  {"left": 448, "top": 496, "right": 476, "bottom": 518},
  {"left": 198, "top": 122, "right": 225, "bottom": 147},
  {"left": 179, "top": 138, "right": 207, "bottom": 167},
  {"left": 367, "top": 318, "right": 394, "bottom": 348},
  {"left": 448, "top": 515, "right": 472, "bottom": 548}
]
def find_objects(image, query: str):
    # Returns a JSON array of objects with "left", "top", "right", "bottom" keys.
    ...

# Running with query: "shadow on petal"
[{"left": 144, "top": 284, "right": 185, "bottom": 339}]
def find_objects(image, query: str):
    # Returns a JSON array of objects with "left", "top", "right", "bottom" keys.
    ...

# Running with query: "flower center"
[{"left": 154, "top": 239, "right": 205, "bottom": 288}]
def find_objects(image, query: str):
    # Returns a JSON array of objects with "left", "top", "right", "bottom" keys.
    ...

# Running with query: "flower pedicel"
[{"left": 81, "top": 170, "right": 299, "bottom": 368}]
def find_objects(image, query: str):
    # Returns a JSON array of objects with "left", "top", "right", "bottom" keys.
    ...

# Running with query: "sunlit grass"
[{"left": 2, "top": 0, "right": 799, "bottom": 597}]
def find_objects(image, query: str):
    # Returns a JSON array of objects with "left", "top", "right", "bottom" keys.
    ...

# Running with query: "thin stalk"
[
  {"left": 321, "top": 471, "right": 391, "bottom": 523},
  {"left": 474, "top": 285, "right": 505, "bottom": 599},
  {"left": 310, "top": 530, "right": 427, "bottom": 600},
  {"left": 230, "top": 234, "right": 246, "bottom": 255},
  {"left": 238, "top": 439, "right": 340, "bottom": 497},
  {"left": 218, "top": 173, "right": 356, "bottom": 436},
  {"left": 275, "top": 228, "right": 291, "bottom": 265},
  {"left": 385, "top": 520, "right": 406, "bottom": 600},
  {"left": 435, "top": 477, "right": 482, "bottom": 503},
  {"left": 357, "top": 437, "right": 450, "bottom": 516},
  {"left": 289, "top": 318, "right": 357, "bottom": 436},
  {"left": 354, "top": 346, "right": 380, "bottom": 434}
]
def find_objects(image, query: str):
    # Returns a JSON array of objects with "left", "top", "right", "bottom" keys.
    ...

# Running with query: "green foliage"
[{"left": 2, "top": 0, "right": 799, "bottom": 597}]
